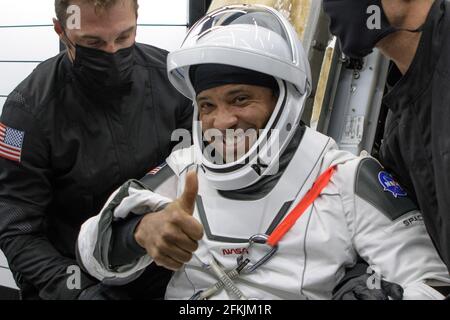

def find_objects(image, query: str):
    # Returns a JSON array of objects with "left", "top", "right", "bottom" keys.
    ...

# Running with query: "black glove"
[
  {"left": 333, "top": 273, "right": 404, "bottom": 300},
  {"left": 78, "top": 283, "right": 132, "bottom": 300}
]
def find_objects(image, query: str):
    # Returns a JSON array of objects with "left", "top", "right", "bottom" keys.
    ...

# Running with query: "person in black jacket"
[
  {"left": 0, "top": 0, "right": 191, "bottom": 299},
  {"left": 323, "top": 0, "right": 450, "bottom": 298}
]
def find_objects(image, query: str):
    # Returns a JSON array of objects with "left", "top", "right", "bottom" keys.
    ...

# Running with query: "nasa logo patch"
[{"left": 378, "top": 171, "right": 407, "bottom": 198}]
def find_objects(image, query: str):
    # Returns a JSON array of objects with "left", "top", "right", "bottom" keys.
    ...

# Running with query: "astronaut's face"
[{"left": 197, "top": 84, "right": 277, "bottom": 163}]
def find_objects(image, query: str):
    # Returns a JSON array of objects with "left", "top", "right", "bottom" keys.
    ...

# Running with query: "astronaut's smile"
[{"left": 197, "top": 84, "right": 277, "bottom": 163}]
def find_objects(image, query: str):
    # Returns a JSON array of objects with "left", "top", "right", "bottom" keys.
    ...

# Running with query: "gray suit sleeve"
[
  {"left": 108, "top": 164, "right": 176, "bottom": 268},
  {"left": 109, "top": 214, "right": 147, "bottom": 267}
]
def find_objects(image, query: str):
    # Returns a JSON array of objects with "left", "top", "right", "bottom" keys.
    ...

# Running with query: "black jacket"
[
  {"left": 379, "top": 0, "right": 450, "bottom": 271},
  {"left": 0, "top": 43, "right": 193, "bottom": 299}
]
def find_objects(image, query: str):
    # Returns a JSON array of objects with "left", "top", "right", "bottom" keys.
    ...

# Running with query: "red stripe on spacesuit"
[{"left": 267, "top": 166, "right": 336, "bottom": 247}]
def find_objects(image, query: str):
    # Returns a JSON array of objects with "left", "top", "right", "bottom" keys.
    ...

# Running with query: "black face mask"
[
  {"left": 73, "top": 44, "right": 135, "bottom": 95},
  {"left": 64, "top": 33, "right": 135, "bottom": 95},
  {"left": 323, "top": 0, "right": 421, "bottom": 59}
]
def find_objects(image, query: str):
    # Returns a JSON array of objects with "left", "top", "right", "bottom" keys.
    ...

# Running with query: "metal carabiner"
[{"left": 237, "top": 234, "right": 278, "bottom": 274}]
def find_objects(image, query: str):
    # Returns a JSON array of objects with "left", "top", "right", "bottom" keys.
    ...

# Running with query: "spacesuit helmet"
[{"left": 167, "top": 4, "right": 312, "bottom": 191}]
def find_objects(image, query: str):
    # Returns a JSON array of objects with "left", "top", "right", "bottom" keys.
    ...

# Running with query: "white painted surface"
[
  {"left": 136, "top": 26, "right": 187, "bottom": 52},
  {"left": 0, "top": 27, "right": 59, "bottom": 61},
  {"left": 0, "top": 0, "right": 189, "bottom": 26},
  {"left": 0, "top": 62, "right": 39, "bottom": 95},
  {"left": 138, "top": 0, "right": 189, "bottom": 25},
  {"left": 0, "top": 0, "right": 55, "bottom": 26}
]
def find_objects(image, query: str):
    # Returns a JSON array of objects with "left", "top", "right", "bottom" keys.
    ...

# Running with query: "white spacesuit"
[{"left": 77, "top": 5, "right": 450, "bottom": 300}]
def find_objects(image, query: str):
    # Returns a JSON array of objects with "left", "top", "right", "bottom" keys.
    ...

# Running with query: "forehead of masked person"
[
  {"left": 190, "top": 64, "right": 279, "bottom": 132},
  {"left": 55, "top": 0, "right": 137, "bottom": 54}
]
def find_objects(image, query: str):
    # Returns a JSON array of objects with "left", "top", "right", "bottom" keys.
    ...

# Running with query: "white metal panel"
[
  {"left": 0, "top": 62, "right": 39, "bottom": 96},
  {"left": 0, "top": 0, "right": 189, "bottom": 26},
  {"left": 0, "top": 27, "right": 59, "bottom": 61},
  {"left": 138, "top": 0, "right": 188, "bottom": 25},
  {"left": 136, "top": 26, "right": 187, "bottom": 52},
  {"left": 326, "top": 50, "right": 390, "bottom": 155},
  {"left": 0, "top": 0, "right": 55, "bottom": 26}
]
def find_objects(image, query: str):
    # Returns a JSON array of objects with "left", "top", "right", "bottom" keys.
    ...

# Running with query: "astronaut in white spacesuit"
[{"left": 77, "top": 5, "right": 450, "bottom": 300}]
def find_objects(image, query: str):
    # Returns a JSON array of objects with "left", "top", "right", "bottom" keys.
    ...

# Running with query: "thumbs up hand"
[
  {"left": 134, "top": 171, "right": 204, "bottom": 271},
  {"left": 178, "top": 170, "right": 199, "bottom": 215}
]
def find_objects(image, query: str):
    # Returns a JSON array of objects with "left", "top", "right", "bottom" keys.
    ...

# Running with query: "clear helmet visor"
[
  {"left": 183, "top": 6, "right": 296, "bottom": 63},
  {"left": 167, "top": 5, "right": 311, "bottom": 189},
  {"left": 168, "top": 5, "right": 310, "bottom": 100}
]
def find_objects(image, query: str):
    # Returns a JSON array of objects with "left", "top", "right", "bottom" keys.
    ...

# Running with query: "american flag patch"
[
  {"left": 147, "top": 162, "right": 167, "bottom": 175},
  {"left": 0, "top": 122, "right": 24, "bottom": 163}
]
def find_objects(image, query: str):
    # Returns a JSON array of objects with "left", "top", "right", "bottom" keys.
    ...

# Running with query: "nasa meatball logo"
[{"left": 378, "top": 171, "right": 407, "bottom": 198}]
